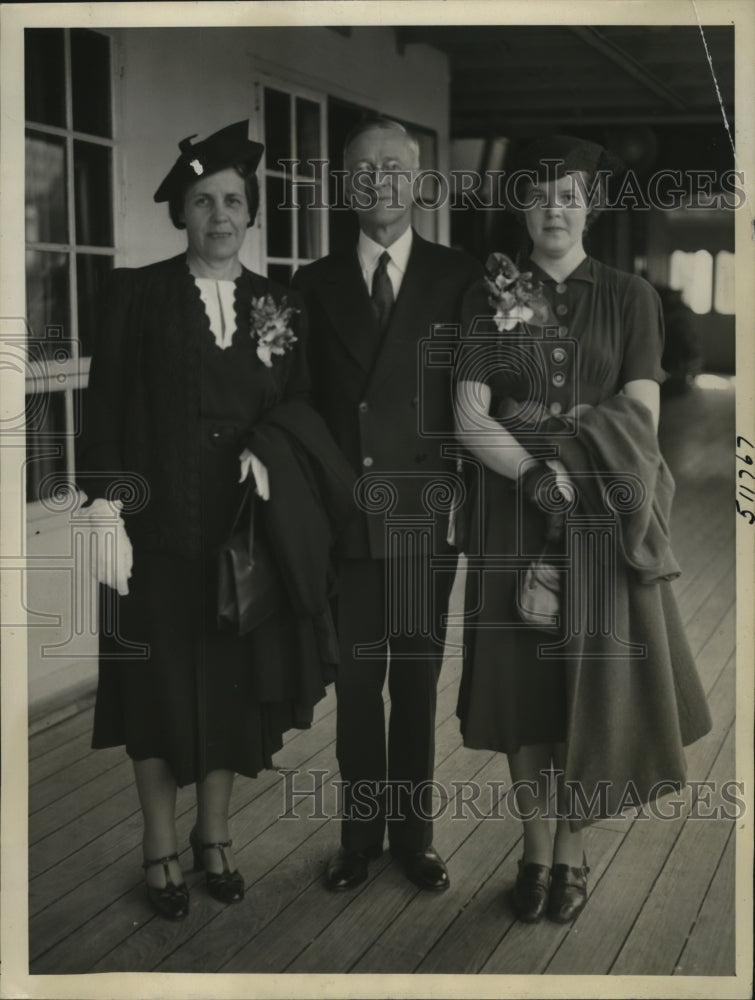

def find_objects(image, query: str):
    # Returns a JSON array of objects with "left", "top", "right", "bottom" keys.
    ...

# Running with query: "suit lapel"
[
  {"left": 366, "top": 234, "right": 435, "bottom": 394},
  {"left": 319, "top": 252, "right": 380, "bottom": 373}
]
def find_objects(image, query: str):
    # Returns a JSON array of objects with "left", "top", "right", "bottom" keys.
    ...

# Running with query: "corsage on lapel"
[
  {"left": 250, "top": 294, "right": 299, "bottom": 367},
  {"left": 484, "top": 252, "right": 553, "bottom": 331}
]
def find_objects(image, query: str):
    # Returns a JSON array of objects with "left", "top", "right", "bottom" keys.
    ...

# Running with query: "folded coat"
[
  {"left": 544, "top": 395, "right": 712, "bottom": 826},
  {"left": 244, "top": 397, "right": 357, "bottom": 707}
]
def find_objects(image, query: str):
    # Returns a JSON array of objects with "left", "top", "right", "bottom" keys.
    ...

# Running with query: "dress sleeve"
[
  {"left": 619, "top": 275, "right": 667, "bottom": 385},
  {"left": 76, "top": 268, "right": 135, "bottom": 502},
  {"left": 454, "top": 279, "right": 499, "bottom": 387}
]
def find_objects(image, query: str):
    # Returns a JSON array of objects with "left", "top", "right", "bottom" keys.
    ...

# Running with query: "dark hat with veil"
[
  {"left": 511, "top": 134, "right": 624, "bottom": 182},
  {"left": 505, "top": 134, "right": 624, "bottom": 220},
  {"left": 154, "top": 120, "right": 264, "bottom": 203}
]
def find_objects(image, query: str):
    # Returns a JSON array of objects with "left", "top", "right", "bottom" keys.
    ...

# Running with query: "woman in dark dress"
[
  {"left": 79, "top": 122, "right": 350, "bottom": 920},
  {"left": 454, "top": 136, "right": 711, "bottom": 925}
]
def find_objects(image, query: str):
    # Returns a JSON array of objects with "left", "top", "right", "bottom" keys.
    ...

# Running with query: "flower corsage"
[
  {"left": 250, "top": 294, "right": 299, "bottom": 367},
  {"left": 484, "top": 252, "right": 552, "bottom": 331}
]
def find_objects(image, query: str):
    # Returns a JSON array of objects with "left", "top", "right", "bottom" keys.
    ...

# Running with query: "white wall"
[{"left": 115, "top": 26, "right": 451, "bottom": 266}]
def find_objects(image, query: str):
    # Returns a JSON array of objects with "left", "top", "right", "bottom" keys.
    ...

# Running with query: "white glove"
[
  {"left": 85, "top": 497, "right": 133, "bottom": 596},
  {"left": 239, "top": 448, "right": 270, "bottom": 500},
  {"left": 545, "top": 457, "right": 575, "bottom": 504}
]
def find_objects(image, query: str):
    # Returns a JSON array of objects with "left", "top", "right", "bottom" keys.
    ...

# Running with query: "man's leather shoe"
[
  {"left": 391, "top": 845, "right": 450, "bottom": 892},
  {"left": 511, "top": 860, "right": 551, "bottom": 923},
  {"left": 325, "top": 845, "right": 382, "bottom": 891}
]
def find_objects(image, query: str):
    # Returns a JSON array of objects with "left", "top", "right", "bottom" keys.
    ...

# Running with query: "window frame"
[
  {"left": 257, "top": 78, "right": 329, "bottom": 282},
  {"left": 24, "top": 27, "right": 117, "bottom": 517}
]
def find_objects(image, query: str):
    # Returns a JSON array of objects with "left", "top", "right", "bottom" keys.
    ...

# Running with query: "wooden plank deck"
[{"left": 28, "top": 382, "right": 739, "bottom": 977}]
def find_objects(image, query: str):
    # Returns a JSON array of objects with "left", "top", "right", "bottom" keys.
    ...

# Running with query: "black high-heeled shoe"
[
  {"left": 142, "top": 853, "right": 189, "bottom": 921},
  {"left": 548, "top": 853, "right": 590, "bottom": 923},
  {"left": 511, "top": 860, "right": 551, "bottom": 923},
  {"left": 190, "top": 827, "right": 245, "bottom": 904}
]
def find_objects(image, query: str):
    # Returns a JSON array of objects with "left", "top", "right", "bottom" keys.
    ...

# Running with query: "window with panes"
[
  {"left": 261, "top": 84, "right": 328, "bottom": 285},
  {"left": 24, "top": 27, "right": 115, "bottom": 504}
]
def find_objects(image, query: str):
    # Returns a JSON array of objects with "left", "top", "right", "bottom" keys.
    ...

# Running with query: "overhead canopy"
[{"left": 395, "top": 25, "right": 734, "bottom": 135}]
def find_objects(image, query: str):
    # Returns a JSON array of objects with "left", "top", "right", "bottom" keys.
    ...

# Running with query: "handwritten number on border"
[{"left": 736, "top": 435, "right": 755, "bottom": 523}]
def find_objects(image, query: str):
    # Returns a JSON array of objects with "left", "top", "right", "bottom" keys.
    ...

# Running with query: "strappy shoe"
[
  {"left": 142, "top": 853, "right": 189, "bottom": 921},
  {"left": 511, "top": 860, "right": 551, "bottom": 923},
  {"left": 548, "top": 853, "right": 590, "bottom": 923},
  {"left": 190, "top": 827, "right": 245, "bottom": 904}
]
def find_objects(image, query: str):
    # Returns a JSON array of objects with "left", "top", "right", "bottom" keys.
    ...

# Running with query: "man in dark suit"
[{"left": 293, "top": 117, "right": 481, "bottom": 892}]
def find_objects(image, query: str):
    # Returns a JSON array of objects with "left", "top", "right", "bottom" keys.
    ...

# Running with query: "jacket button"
[
  {"left": 358, "top": 401, "right": 369, "bottom": 413},
  {"left": 556, "top": 283, "right": 568, "bottom": 294},
  {"left": 556, "top": 303, "right": 568, "bottom": 317},
  {"left": 363, "top": 456, "right": 374, "bottom": 468}
]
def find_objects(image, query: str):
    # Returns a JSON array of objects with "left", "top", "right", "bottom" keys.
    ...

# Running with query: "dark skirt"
[
  {"left": 456, "top": 466, "right": 568, "bottom": 753},
  {"left": 92, "top": 430, "right": 319, "bottom": 786}
]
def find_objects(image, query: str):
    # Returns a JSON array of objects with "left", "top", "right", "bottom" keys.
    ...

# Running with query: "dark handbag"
[
  {"left": 516, "top": 551, "right": 561, "bottom": 633},
  {"left": 217, "top": 483, "right": 284, "bottom": 635}
]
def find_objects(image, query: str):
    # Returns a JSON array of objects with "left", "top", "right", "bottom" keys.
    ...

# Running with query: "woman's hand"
[
  {"left": 239, "top": 449, "right": 270, "bottom": 500},
  {"left": 545, "top": 457, "right": 575, "bottom": 505},
  {"left": 85, "top": 498, "right": 133, "bottom": 596}
]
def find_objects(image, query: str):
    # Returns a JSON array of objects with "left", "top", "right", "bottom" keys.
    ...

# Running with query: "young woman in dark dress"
[
  {"left": 454, "top": 135, "right": 711, "bottom": 924},
  {"left": 79, "top": 122, "right": 350, "bottom": 920}
]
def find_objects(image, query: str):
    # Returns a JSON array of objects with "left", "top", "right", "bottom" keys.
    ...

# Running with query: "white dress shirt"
[
  {"left": 357, "top": 226, "right": 413, "bottom": 300},
  {"left": 194, "top": 277, "right": 237, "bottom": 350}
]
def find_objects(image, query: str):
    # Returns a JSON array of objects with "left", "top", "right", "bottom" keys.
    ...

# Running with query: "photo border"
[{"left": 2, "top": 2, "right": 753, "bottom": 998}]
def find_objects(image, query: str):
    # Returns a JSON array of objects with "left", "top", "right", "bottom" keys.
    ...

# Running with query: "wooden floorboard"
[
  {"left": 673, "top": 824, "right": 736, "bottom": 977},
  {"left": 28, "top": 707, "right": 93, "bottom": 760},
  {"left": 545, "top": 661, "right": 735, "bottom": 976},
  {"left": 610, "top": 727, "right": 735, "bottom": 975},
  {"left": 27, "top": 384, "right": 740, "bottom": 977}
]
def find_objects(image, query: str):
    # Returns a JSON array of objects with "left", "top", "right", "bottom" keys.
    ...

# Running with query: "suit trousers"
[{"left": 335, "top": 555, "right": 457, "bottom": 852}]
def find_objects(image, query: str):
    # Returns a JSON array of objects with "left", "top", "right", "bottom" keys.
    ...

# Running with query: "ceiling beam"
[
  {"left": 452, "top": 112, "right": 730, "bottom": 135},
  {"left": 569, "top": 26, "right": 689, "bottom": 111}
]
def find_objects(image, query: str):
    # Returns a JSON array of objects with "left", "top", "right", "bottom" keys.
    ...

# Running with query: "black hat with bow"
[{"left": 153, "top": 120, "right": 264, "bottom": 203}]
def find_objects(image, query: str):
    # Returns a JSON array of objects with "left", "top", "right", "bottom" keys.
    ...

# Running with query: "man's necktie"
[{"left": 371, "top": 251, "right": 395, "bottom": 332}]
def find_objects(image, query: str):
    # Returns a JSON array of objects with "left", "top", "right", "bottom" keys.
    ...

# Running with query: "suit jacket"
[{"left": 293, "top": 231, "right": 482, "bottom": 559}]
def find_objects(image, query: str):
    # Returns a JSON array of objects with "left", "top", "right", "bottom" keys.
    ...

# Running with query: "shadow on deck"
[{"left": 28, "top": 382, "right": 738, "bottom": 977}]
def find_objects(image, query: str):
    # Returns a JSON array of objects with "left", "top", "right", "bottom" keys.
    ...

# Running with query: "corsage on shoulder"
[
  {"left": 484, "top": 252, "right": 553, "bottom": 331},
  {"left": 250, "top": 294, "right": 299, "bottom": 367}
]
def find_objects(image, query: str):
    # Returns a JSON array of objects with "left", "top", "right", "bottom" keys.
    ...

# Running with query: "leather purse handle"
[{"left": 228, "top": 480, "right": 256, "bottom": 559}]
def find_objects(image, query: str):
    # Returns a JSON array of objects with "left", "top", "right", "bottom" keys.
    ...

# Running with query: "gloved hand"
[
  {"left": 239, "top": 448, "right": 270, "bottom": 500},
  {"left": 520, "top": 458, "right": 573, "bottom": 544},
  {"left": 85, "top": 497, "right": 133, "bottom": 596},
  {"left": 543, "top": 457, "right": 574, "bottom": 543},
  {"left": 545, "top": 457, "right": 574, "bottom": 503}
]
